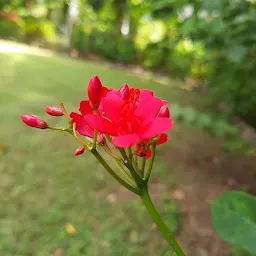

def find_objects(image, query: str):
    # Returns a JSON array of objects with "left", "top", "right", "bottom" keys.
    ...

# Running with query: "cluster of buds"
[{"left": 21, "top": 76, "right": 172, "bottom": 193}]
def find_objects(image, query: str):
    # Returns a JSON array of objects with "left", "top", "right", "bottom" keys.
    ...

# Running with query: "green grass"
[{"left": 0, "top": 49, "right": 191, "bottom": 255}]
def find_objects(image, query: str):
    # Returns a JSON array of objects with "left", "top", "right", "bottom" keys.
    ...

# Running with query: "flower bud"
[
  {"left": 136, "top": 149, "right": 147, "bottom": 157},
  {"left": 87, "top": 76, "right": 102, "bottom": 109},
  {"left": 74, "top": 146, "right": 85, "bottom": 156},
  {"left": 119, "top": 84, "right": 130, "bottom": 100},
  {"left": 97, "top": 133, "right": 105, "bottom": 145},
  {"left": 45, "top": 106, "right": 64, "bottom": 116},
  {"left": 136, "top": 147, "right": 152, "bottom": 159},
  {"left": 21, "top": 114, "right": 48, "bottom": 129},
  {"left": 158, "top": 107, "right": 170, "bottom": 118}
]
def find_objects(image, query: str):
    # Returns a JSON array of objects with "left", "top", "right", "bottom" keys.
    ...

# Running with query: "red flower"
[
  {"left": 21, "top": 114, "right": 48, "bottom": 129},
  {"left": 84, "top": 85, "right": 172, "bottom": 148},
  {"left": 45, "top": 106, "right": 63, "bottom": 116}
]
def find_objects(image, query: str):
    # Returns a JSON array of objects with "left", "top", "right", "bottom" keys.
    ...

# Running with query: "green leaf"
[{"left": 210, "top": 191, "right": 256, "bottom": 254}]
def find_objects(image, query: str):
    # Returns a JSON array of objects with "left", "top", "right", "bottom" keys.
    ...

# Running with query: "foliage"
[
  {"left": 20, "top": 19, "right": 56, "bottom": 43},
  {"left": 210, "top": 191, "right": 256, "bottom": 255},
  {"left": 0, "top": 20, "right": 20, "bottom": 38},
  {"left": 180, "top": 0, "right": 256, "bottom": 125}
]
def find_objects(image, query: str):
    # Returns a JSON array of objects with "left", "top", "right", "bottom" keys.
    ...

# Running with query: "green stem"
[
  {"left": 144, "top": 142, "right": 156, "bottom": 181},
  {"left": 140, "top": 186, "right": 186, "bottom": 256},
  {"left": 140, "top": 156, "right": 146, "bottom": 173},
  {"left": 127, "top": 147, "right": 143, "bottom": 186},
  {"left": 91, "top": 149, "right": 140, "bottom": 195},
  {"left": 110, "top": 155, "right": 137, "bottom": 188},
  {"left": 92, "top": 130, "right": 97, "bottom": 149},
  {"left": 118, "top": 148, "right": 130, "bottom": 165},
  {"left": 132, "top": 156, "right": 142, "bottom": 178}
]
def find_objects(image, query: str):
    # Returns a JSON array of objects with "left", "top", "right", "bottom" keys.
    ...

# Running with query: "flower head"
[{"left": 84, "top": 85, "right": 172, "bottom": 148}]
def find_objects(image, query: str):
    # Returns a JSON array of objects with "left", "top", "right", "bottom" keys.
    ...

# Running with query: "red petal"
[
  {"left": 70, "top": 112, "right": 94, "bottom": 137},
  {"left": 156, "top": 133, "right": 168, "bottom": 145},
  {"left": 140, "top": 118, "right": 173, "bottom": 140},
  {"left": 146, "top": 148, "right": 152, "bottom": 158},
  {"left": 135, "top": 96, "right": 162, "bottom": 121},
  {"left": 161, "top": 100, "right": 168, "bottom": 106},
  {"left": 140, "top": 89, "right": 154, "bottom": 97},
  {"left": 79, "top": 100, "right": 93, "bottom": 115},
  {"left": 99, "top": 95, "right": 123, "bottom": 122},
  {"left": 112, "top": 134, "right": 140, "bottom": 148},
  {"left": 101, "top": 86, "right": 111, "bottom": 98},
  {"left": 84, "top": 114, "right": 118, "bottom": 136}
]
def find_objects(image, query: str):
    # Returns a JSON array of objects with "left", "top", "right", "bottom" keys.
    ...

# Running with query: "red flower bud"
[
  {"left": 21, "top": 114, "right": 48, "bottom": 129},
  {"left": 45, "top": 106, "right": 64, "bottom": 116},
  {"left": 74, "top": 146, "right": 85, "bottom": 156},
  {"left": 158, "top": 107, "right": 170, "bottom": 118},
  {"left": 136, "top": 146, "right": 152, "bottom": 159},
  {"left": 136, "top": 149, "right": 147, "bottom": 157},
  {"left": 119, "top": 84, "right": 130, "bottom": 100},
  {"left": 87, "top": 76, "right": 102, "bottom": 109},
  {"left": 97, "top": 133, "right": 105, "bottom": 145}
]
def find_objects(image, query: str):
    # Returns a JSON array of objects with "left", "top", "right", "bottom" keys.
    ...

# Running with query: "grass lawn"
[{"left": 0, "top": 45, "right": 191, "bottom": 256}]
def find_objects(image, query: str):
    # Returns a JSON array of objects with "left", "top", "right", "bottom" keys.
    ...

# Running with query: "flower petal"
[
  {"left": 101, "top": 86, "right": 111, "bottom": 98},
  {"left": 70, "top": 112, "right": 94, "bottom": 137},
  {"left": 156, "top": 133, "right": 168, "bottom": 145},
  {"left": 135, "top": 96, "right": 162, "bottom": 121},
  {"left": 84, "top": 114, "right": 118, "bottom": 136},
  {"left": 99, "top": 94, "right": 123, "bottom": 122},
  {"left": 79, "top": 100, "right": 93, "bottom": 115},
  {"left": 161, "top": 100, "right": 168, "bottom": 106},
  {"left": 112, "top": 134, "right": 140, "bottom": 148},
  {"left": 140, "top": 89, "right": 154, "bottom": 97},
  {"left": 140, "top": 118, "right": 173, "bottom": 140}
]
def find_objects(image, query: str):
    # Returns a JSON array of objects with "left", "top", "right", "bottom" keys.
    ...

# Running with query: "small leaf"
[{"left": 210, "top": 191, "right": 256, "bottom": 254}]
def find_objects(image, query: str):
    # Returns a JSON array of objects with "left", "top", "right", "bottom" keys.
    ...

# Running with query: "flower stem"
[
  {"left": 144, "top": 142, "right": 156, "bottom": 181},
  {"left": 140, "top": 185, "right": 186, "bottom": 256},
  {"left": 127, "top": 147, "right": 143, "bottom": 186},
  {"left": 91, "top": 149, "right": 140, "bottom": 195},
  {"left": 92, "top": 130, "right": 97, "bottom": 149},
  {"left": 140, "top": 156, "right": 146, "bottom": 173}
]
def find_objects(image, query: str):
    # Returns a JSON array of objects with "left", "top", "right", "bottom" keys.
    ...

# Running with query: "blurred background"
[{"left": 0, "top": 0, "right": 256, "bottom": 255}]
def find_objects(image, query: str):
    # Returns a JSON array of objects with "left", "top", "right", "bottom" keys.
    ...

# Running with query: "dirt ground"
[{"left": 164, "top": 125, "right": 256, "bottom": 256}]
